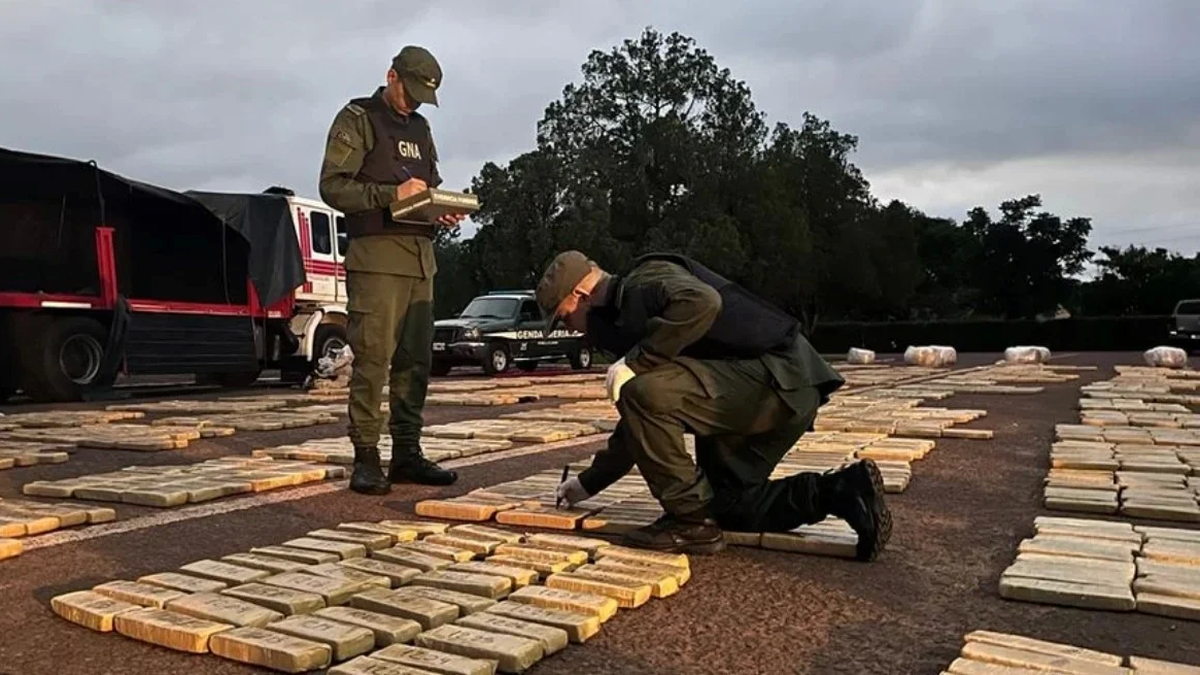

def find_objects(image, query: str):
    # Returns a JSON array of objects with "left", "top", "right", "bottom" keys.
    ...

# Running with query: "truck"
[
  {"left": 0, "top": 147, "right": 352, "bottom": 402},
  {"left": 432, "top": 290, "right": 592, "bottom": 375}
]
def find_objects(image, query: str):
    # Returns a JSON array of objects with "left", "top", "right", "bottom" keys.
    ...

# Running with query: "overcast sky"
[{"left": 2, "top": 0, "right": 1198, "bottom": 257}]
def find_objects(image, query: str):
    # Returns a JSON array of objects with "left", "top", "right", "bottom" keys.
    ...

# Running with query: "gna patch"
[{"left": 397, "top": 140, "right": 423, "bottom": 160}]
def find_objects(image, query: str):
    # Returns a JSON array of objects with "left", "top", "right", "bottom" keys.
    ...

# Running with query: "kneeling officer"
[{"left": 537, "top": 251, "right": 892, "bottom": 560}]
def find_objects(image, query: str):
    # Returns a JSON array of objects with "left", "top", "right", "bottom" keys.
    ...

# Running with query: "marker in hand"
[{"left": 555, "top": 465, "right": 569, "bottom": 509}]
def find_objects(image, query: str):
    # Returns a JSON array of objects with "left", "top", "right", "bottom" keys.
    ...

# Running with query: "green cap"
[
  {"left": 536, "top": 250, "right": 595, "bottom": 336},
  {"left": 391, "top": 45, "right": 442, "bottom": 106}
]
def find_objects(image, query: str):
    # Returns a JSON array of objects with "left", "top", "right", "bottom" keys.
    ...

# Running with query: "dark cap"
[
  {"left": 536, "top": 250, "right": 596, "bottom": 336},
  {"left": 391, "top": 45, "right": 442, "bottom": 106}
]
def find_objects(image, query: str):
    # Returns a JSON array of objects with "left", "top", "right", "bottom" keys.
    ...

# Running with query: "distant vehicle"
[
  {"left": 431, "top": 290, "right": 592, "bottom": 376},
  {"left": 1169, "top": 298, "right": 1200, "bottom": 352}
]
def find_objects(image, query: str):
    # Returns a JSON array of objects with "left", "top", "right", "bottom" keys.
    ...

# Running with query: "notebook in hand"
[{"left": 390, "top": 188, "right": 480, "bottom": 222}]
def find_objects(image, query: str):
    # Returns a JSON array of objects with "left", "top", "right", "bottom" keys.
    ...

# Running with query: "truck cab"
[
  {"left": 431, "top": 291, "right": 592, "bottom": 376},
  {"left": 273, "top": 192, "right": 351, "bottom": 380}
]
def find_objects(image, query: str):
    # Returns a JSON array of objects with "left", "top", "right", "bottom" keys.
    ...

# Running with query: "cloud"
[
  {"left": 1, "top": 0, "right": 1197, "bottom": 251},
  {"left": 870, "top": 145, "right": 1200, "bottom": 250}
]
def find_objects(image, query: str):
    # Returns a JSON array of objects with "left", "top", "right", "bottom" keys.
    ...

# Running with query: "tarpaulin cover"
[
  {"left": 0, "top": 147, "right": 302, "bottom": 307},
  {"left": 186, "top": 191, "right": 305, "bottom": 308},
  {"left": 0, "top": 146, "right": 246, "bottom": 299},
  {"left": 0, "top": 146, "right": 220, "bottom": 215}
]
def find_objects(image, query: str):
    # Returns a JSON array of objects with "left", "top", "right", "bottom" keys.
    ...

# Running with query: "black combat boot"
[
  {"left": 388, "top": 442, "right": 458, "bottom": 486},
  {"left": 349, "top": 446, "right": 391, "bottom": 495},
  {"left": 622, "top": 512, "right": 726, "bottom": 555},
  {"left": 818, "top": 459, "right": 892, "bottom": 562}
]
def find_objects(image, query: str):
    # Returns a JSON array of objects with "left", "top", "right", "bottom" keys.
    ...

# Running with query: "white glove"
[
  {"left": 555, "top": 477, "right": 590, "bottom": 509},
  {"left": 605, "top": 358, "right": 636, "bottom": 403}
]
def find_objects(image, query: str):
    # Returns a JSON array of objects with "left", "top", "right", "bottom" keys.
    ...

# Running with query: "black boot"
[
  {"left": 349, "top": 446, "right": 391, "bottom": 495},
  {"left": 818, "top": 459, "right": 892, "bottom": 562},
  {"left": 622, "top": 513, "right": 726, "bottom": 555},
  {"left": 388, "top": 442, "right": 458, "bottom": 486}
]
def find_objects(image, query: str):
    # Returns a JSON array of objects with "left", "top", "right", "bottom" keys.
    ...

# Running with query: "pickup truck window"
[
  {"left": 460, "top": 297, "right": 518, "bottom": 319},
  {"left": 519, "top": 300, "right": 541, "bottom": 322}
]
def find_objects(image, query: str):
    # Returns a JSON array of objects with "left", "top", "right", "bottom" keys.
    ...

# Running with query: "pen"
[{"left": 556, "top": 465, "right": 569, "bottom": 509}]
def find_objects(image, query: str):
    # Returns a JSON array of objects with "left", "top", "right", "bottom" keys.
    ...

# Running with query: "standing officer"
[
  {"left": 318, "top": 46, "right": 462, "bottom": 494},
  {"left": 539, "top": 251, "right": 892, "bottom": 560}
]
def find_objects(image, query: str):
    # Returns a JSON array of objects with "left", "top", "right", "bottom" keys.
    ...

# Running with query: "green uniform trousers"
[
  {"left": 345, "top": 270, "right": 434, "bottom": 448},
  {"left": 614, "top": 358, "right": 824, "bottom": 532}
]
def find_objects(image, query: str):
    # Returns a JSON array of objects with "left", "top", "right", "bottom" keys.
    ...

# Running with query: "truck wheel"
[
  {"left": 482, "top": 344, "right": 510, "bottom": 375},
  {"left": 430, "top": 361, "right": 452, "bottom": 377},
  {"left": 569, "top": 346, "right": 592, "bottom": 370},
  {"left": 517, "top": 361, "right": 539, "bottom": 372},
  {"left": 312, "top": 323, "right": 348, "bottom": 367},
  {"left": 19, "top": 315, "right": 114, "bottom": 402}
]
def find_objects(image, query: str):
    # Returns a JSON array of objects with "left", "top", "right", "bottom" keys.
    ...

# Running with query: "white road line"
[{"left": 20, "top": 434, "right": 608, "bottom": 552}]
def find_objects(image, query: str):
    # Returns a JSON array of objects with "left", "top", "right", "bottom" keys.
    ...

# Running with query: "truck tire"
[
  {"left": 569, "top": 345, "right": 592, "bottom": 370},
  {"left": 482, "top": 343, "right": 510, "bottom": 375},
  {"left": 312, "top": 323, "right": 349, "bottom": 367},
  {"left": 19, "top": 315, "right": 115, "bottom": 403}
]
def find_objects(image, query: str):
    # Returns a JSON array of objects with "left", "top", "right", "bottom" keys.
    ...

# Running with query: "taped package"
[
  {"left": 1004, "top": 346, "right": 1051, "bottom": 364},
  {"left": 1143, "top": 346, "right": 1188, "bottom": 369},
  {"left": 846, "top": 348, "right": 875, "bottom": 365},
  {"left": 904, "top": 345, "right": 957, "bottom": 368}
]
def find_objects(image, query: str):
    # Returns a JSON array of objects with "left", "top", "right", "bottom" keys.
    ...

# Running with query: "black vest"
[
  {"left": 344, "top": 92, "right": 439, "bottom": 239},
  {"left": 587, "top": 253, "right": 802, "bottom": 360}
]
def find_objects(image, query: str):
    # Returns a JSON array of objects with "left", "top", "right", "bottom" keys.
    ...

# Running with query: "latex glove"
[
  {"left": 605, "top": 358, "right": 636, "bottom": 403},
  {"left": 555, "top": 477, "right": 590, "bottom": 509}
]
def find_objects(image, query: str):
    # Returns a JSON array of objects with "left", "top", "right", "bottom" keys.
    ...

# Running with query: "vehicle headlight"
[{"left": 462, "top": 327, "right": 480, "bottom": 340}]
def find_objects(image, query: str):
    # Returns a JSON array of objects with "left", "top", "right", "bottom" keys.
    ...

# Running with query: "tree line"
[{"left": 431, "top": 28, "right": 1200, "bottom": 328}]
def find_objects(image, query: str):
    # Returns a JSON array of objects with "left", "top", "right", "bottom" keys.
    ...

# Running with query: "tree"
[
  {"left": 747, "top": 116, "right": 880, "bottom": 329},
  {"left": 452, "top": 27, "right": 1132, "bottom": 328},
  {"left": 468, "top": 150, "right": 566, "bottom": 290},
  {"left": 467, "top": 148, "right": 630, "bottom": 294},
  {"left": 1082, "top": 245, "right": 1200, "bottom": 315},
  {"left": 535, "top": 27, "right": 765, "bottom": 267},
  {"left": 962, "top": 195, "right": 1093, "bottom": 318},
  {"left": 431, "top": 237, "right": 481, "bottom": 319},
  {"left": 909, "top": 211, "right": 979, "bottom": 319}
]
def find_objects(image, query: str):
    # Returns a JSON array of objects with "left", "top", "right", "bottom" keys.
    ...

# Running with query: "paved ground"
[{"left": 2, "top": 352, "right": 1199, "bottom": 675}]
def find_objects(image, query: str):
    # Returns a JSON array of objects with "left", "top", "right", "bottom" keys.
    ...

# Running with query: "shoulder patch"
[{"left": 344, "top": 103, "right": 366, "bottom": 116}]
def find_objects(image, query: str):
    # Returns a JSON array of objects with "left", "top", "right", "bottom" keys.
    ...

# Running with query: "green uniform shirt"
[
  {"left": 577, "top": 260, "right": 844, "bottom": 499},
  {"left": 318, "top": 92, "right": 437, "bottom": 278},
  {"left": 607, "top": 260, "right": 844, "bottom": 403}
]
